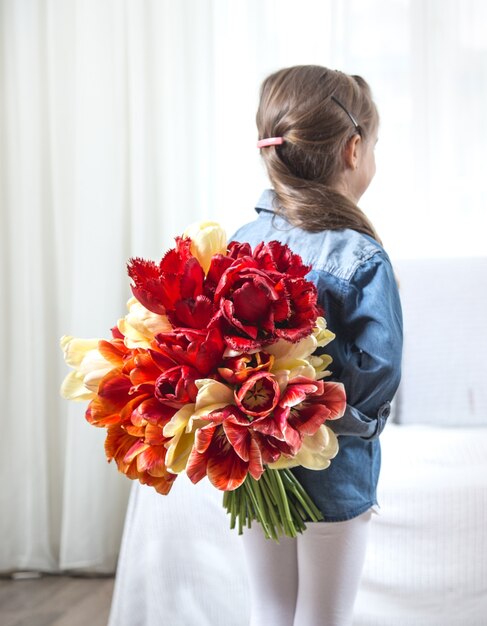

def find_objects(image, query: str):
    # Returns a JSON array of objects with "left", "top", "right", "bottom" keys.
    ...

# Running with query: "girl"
[{"left": 232, "top": 65, "right": 403, "bottom": 626}]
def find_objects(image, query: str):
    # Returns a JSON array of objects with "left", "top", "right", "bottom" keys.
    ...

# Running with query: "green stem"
[
  {"left": 281, "top": 469, "right": 324, "bottom": 522},
  {"left": 260, "top": 470, "right": 277, "bottom": 505},
  {"left": 267, "top": 469, "right": 296, "bottom": 537},
  {"left": 230, "top": 490, "right": 237, "bottom": 530},
  {"left": 273, "top": 470, "right": 294, "bottom": 524},
  {"left": 221, "top": 467, "right": 323, "bottom": 541},
  {"left": 258, "top": 474, "right": 284, "bottom": 537},
  {"left": 286, "top": 495, "right": 307, "bottom": 534},
  {"left": 243, "top": 478, "right": 276, "bottom": 540}
]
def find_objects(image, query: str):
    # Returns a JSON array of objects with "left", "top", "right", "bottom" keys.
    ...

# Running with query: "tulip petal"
[
  {"left": 133, "top": 397, "right": 175, "bottom": 427},
  {"left": 105, "top": 425, "right": 137, "bottom": 464},
  {"left": 234, "top": 371, "right": 280, "bottom": 418},
  {"left": 165, "top": 429, "right": 196, "bottom": 474},
  {"left": 163, "top": 404, "right": 196, "bottom": 438},
  {"left": 248, "top": 437, "right": 264, "bottom": 481},
  {"left": 223, "top": 420, "right": 250, "bottom": 461},
  {"left": 252, "top": 431, "right": 282, "bottom": 464},
  {"left": 267, "top": 455, "right": 296, "bottom": 470},
  {"left": 118, "top": 297, "right": 172, "bottom": 349},
  {"left": 313, "top": 317, "right": 335, "bottom": 347},
  {"left": 271, "top": 358, "right": 316, "bottom": 381},
  {"left": 60, "top": 371, "right": 96, "bottom": 402},
  {"left": 147, "top": 474, "right": 177, "bottom": 495},
  {"left": 97, "top": 339, "right": 128, "bottom": 366},
  {"left": 123, "top": 439, "right": 149, "bottom": 464},
  {"left": 294, "top": 425, "right": 339, "bottom": 469},
  {"left": 86, "top": 396, "right": 124, "bottom": 427},
  {"left": 280, "top": 379, "right": 322, "bottom": 408},
  {"left": 125, "top": 424, "right": 146, "bottom": 437},
  {"left": 144, "top": 423, "right": 165, "bottom": 445},
  {"left": 97, "top": 369, "right": 132, "bottom": 404},
  {"left": 136, "top": 445, "right": 168, "bottom": 477},
  {"left": 60, "top": 336, "right": 100, "bottom": 367},
  {"left": 206, "top": 450, "right": 248, "bottom": 491},
  {"left": 290, "top": 403, "right": 331, "bottom": 436},
  {"left": 183, "top": 221, "right": 227, "bottom": 274},
  {"left": 281, "top": 422, "right": 303, "bottom": 454},
  {"left": 265, "top": 334, "right": 317, "bottom": 360},
  {"left": 194, "top": 379, "right": 234, "bottom": 411},
  {"left": 196, "top": 404, "right": 239, "bottom": 424},
  {"left": 83, "top": 364, "right": 114, "bottom": 393},
  {"left": 318, "top": 382, "right": 347, "bottom": 419},
  {"left": 194, "top": 423, "right": 217, "bottom": 454},
  {"left": 186, "top": 448, "right": 209, "bottom": 484},
  {"left": 127, "top": 257, "right": 167, "bottom": 315}
]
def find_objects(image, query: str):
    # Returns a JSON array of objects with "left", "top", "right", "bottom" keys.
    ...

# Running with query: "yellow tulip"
[
  {"left": 193, "top": 378, "right": 235, "bottom": 413},
  {"left": 162, "top": 379, "right": 235, "bottom": 473},
  {"left": 59, "top": 336, "right": 113, "bottom": 401},
  {"left": 307, "top": 354, "right": 334, "bottom": 379},
  {"left": 183, "top": 221, "right": 227, "bottom": 274},
  {"left": 271, "top": 356, "right": 317, "bottom": 381},
  {"left": 265, "top": 334, "right": 317, "bottom": 361},
  {"left": 268, "top": 425, "right": 339, "bottom": 470},
  {"left": 163, "top": 404, "right": 201, "bottom": 474},
  {"left": 117, "top": 297, "right": 172, "bottom": 349},
  {"left": 265, "top": 318, "right": 335, "bottom": 381},
  {"left": 313, "top": 316, "right": 335, "bottom": 347}
]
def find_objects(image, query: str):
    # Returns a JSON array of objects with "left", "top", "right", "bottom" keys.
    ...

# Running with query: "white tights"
[{"left": 241, "top": 510, "right": 372, "bottom": 626}]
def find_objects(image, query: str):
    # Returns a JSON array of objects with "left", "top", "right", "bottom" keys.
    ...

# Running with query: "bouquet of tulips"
[{"left": 60, "top": 222, "right": 346, "bottom": 540}]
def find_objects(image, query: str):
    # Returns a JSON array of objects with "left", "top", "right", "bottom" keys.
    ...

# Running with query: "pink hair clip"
[{"left": 257, "top": 137, "right": 285, "bottom": 148}]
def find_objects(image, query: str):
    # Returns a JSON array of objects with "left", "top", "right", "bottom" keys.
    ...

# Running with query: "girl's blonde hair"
[{"left": 256, "top": 65, "right": 380, "bottom": 241}]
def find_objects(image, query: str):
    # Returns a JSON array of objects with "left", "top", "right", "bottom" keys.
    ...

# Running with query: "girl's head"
[{"left": 256, "top": 65, "right": 380, "bottom": 239}]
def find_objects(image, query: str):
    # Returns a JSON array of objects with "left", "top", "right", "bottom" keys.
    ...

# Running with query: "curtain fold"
[{"left": 1, "top": 0, "right": 486, "bottom": 573}]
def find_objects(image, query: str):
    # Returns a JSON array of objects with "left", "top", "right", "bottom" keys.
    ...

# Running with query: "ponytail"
[{"left": 256, "top": 65, "right": 380, "bottom": 242}]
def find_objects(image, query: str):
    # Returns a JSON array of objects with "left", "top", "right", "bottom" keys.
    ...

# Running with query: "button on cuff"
[{"left": 377, "top": 401, "right": 391, "bottom": 419}]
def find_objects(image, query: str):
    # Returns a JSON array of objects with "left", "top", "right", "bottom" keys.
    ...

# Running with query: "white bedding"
[
  {"left": 108, "top": 424, "right": 487, "bottom": 626},
  {"left": 354, "top": 424, "right": 487, "bottom": 626},
  {"left": 108, "top": 472, "right": 250, "bottom": 626}
]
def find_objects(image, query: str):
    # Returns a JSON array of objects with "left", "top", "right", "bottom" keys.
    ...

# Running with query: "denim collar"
[
  {"left": 254, "top": 188, "right": 277, "bottom": 213},
  {"left": 254, "top": 188, "right": 383, "bottom": 251}
]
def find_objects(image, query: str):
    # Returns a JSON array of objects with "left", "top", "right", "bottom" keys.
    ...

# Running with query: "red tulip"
[
  {"left": 186, "top": 422, "right": 264, "bottom": 491},
  {"left": 234, "top": 371, "right": 280, "bottom": 418},
  {"left": 154, "top": 365, "right": 199, "bottom": 408},
  {"left": 210, "top": 249, "right": 320, "bottom": 352}
]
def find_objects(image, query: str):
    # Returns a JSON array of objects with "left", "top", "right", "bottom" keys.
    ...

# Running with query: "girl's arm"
[{"left": 325, "top": 253, "right": 403, "bottom": 440}]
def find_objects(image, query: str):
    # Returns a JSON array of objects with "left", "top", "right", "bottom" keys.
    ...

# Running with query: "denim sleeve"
[{"left": 326, "top": 253, "right": 403, "bottom": 440}]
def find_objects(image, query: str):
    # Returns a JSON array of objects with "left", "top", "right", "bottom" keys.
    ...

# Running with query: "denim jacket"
[{"left": 231, "top": 189, "right": 403, "bottom": 521}]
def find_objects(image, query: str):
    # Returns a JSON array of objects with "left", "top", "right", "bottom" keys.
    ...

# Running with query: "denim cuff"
[{"left": 328, "top": 401, "right": 391, "bottom": 440}]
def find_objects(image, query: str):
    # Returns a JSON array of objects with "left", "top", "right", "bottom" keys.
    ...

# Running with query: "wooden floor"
[{"left": 0, "top": 575, "right": 115, "bottom": 626}]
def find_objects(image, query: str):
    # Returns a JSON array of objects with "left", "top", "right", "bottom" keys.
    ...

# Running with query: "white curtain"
[{"left": 1, "top": 0, "right": 486, "bottom": 573}]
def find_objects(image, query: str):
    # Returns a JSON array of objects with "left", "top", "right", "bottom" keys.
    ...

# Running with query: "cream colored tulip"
[
  {"left": 163, "top": 404, "right": 201, "bottom": 474},
  {"left": 59, "top": 335, "right": 113, "bottom": 401},
  {"left": 268, "top": 425, "right": 339, "bottom": 470},
  {"left": 271, "top": 358, "right": 317, "bottom": 382},
  {"left": 313, "top": 317, "right": 335, "bottom": 347},
  {"left": 193, "top": 378, "right": 235, "bottom": 413},
  {"left": 308, "top": 354, "right": 334, "bottom": 379},
  {"left": 265, "top": 334, "right": 317, "bottom": 361},
  {"left": 266, "top": 318, "right": 336, "bottom": 381},
  {"left": 60, "top": 336, "right": 98, "bottom": 367},
  {"left": 183, "top": 221, "right": 227, "bottom": 274},
  {"left": 266, "top": 335, "right": 318, "bottom": 381},
  {"left": 163, "top": 379, "right": 236, "bottom": 473},
  {"left": 117, "top": 297, "right": 172, "bottom": 349}
]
